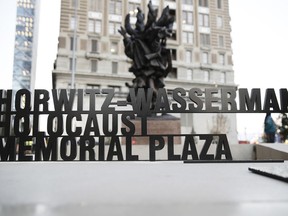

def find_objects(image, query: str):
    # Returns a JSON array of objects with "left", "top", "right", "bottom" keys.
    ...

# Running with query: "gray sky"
[
  {"left": 229, "top": 0, "right": 288, "bottom": 140},
  {"left": 1, "top": 0, "right": 288, "bottom": 140},
  {"left": 230, "top": 0, "right": 288, "bottom": 89}
]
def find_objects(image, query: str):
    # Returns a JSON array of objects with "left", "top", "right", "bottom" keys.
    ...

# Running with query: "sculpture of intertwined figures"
[{"left": 118, "top": 1, "right": 175, "bottom": 106}]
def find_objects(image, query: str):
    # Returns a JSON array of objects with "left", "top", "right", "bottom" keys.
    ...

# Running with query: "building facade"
[{"left": 53, "top": 0, "right": 238, "bottom": 143}]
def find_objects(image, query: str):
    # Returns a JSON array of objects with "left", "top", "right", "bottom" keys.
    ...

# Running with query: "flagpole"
[{"left": 71, "top": 0, "right": 77, "bottom": 88}]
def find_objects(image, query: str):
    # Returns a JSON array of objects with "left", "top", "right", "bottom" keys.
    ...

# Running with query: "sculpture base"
[{"left": 122, "top": 114, "right": 181, "bottom": 145}]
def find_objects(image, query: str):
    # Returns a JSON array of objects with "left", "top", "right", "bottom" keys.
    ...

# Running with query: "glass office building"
[{"left": 12, "top": 0, "right": 37, "bottom": 91}]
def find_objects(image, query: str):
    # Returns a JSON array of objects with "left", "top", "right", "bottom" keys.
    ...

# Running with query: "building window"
[
  {"left": 110, "top": 42, "right": 118, "bottom": 54},
  {"left": 200, "top": 33, "right": 210, "bottom": 46},
  {"left": 128, "top": 2, "right": 140, "bottom": 16},
  {"left": 218, "top": 35, "right": 224, "bottom": 47},
  {"left": 88, "top": 19, "right": 101, "bottom": 33},
  {"left": 182, "top": 31, "right": 193, "bottom": 44},
  {"left": 201, "top": 52, "right": 209, "bottom": 64},
  {"left": 168, "top": 68, "right": 178, "bottom": 79},
  {"left": 23, "top": 61, "right": 31, "bottom": 73},
  {"left": 183, "top": 0, "right": 193, "bottom": 5},
  {"left": 185, "top": 50, "right": 192, "bottom": 63},
  {"left": 109, "top": 0, "right": 122, "bottom": 15},
  {"left": 187, "top": 69, "right": 193, "bottom": 80},
  {"left": 199, "top": 0, "right": 209, "bottom": 7},
  {"left": 171, "top": 49, "right": 177, "bottom": 60},
  {"left": 69, "top": 58, "right": 72, "bottom": 71},
  {"left": 217, "top": 0, "right": 222, "bottom": 9},
  {"left": 108, "top": 85, "right": 121, "bottom": 92},
  {"left": 109, "top": 22, "right": 121, "bottom": 35},
  {"left": 89, "top": 0, "right": 102, "bottom": 12},
  {"left": 70, "top": 17, "right": 76, "bottom": 30},
  {"left": 169, "top": 9, "right": 176, "bottom": 21},
  {"left": 87, "top": 84, "right": 100, "bottom": 89},
  {"left": 182, "top": 11, "right": 193, "bottom": 25},
  {"left": 219, "top": 53, "right": 225, "bottom": 65},
  {"left": 71, "top": 0, "right": 78, "bottom": 8},
  {"left": 70, "top": 37, "right": 77, "bottom": 51},
  {"left": 170, "top": 30, "right": 177, "bottom": 40},
  {"left": 91, "top": 60, "right": 97, "bottom": 72},
  {"left": 203, "top": 70, "right": 209, "bottom": 82},
  {"left": 220, "top": 72, "right": 226, "bottom": 83},
  {"left": 91, "top": 39, "right": 98, "bottom": 53},
  {"left": 69, "top": 58, "right": 77, "bottom": 71},
  {"left": 217, "top": 16, "right": 223, "bottom": 28},
  {"left": 199, "top": 13, "right": 209, "bottom": 27},
  {"left": 112, "top": 62, "right": 118, "bottom": 74}
]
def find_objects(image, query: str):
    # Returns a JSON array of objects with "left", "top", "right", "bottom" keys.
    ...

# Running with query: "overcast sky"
[
  {"left": 1, "top": 0, "right": 288, "bottom": 141},
  {"left": 229, "top": 0, "right": 288, "bottom": 140}
]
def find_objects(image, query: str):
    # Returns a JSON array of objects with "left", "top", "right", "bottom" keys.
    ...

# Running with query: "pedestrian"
[
  {"left": 264, "top": 112, "right": 276, "bottom": 143},
  {"left": 279, "top": 113, "right": 288, "bottom": 142}
]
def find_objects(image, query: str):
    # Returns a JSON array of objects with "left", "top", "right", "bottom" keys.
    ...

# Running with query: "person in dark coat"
[{"left": 264, "top": 112, "right": 276, "bottom": 143}]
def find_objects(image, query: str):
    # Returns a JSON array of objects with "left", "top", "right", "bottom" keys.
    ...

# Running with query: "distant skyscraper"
[
  {"left": 53, "top": 0, "right": 238, "bottom": 143},
  {"left": 12, "top": 0, "right": 39, "bottom": 91}
]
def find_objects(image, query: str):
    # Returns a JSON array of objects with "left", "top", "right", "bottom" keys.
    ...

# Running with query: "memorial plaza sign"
[
  {"left": 1, "top": 2, "right": 287, "bottom": 162},
  {"left": 0, "top": 87, "right": 287, "bottom": 161}
]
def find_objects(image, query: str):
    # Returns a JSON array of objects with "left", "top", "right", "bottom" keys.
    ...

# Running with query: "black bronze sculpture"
[{"left": 118, "top": 1, "right": 175, "bottom": 107}]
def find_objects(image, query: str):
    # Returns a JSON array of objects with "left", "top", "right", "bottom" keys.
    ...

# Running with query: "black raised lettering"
[
  {"left": 52, "top": 89, "right": 75, "bottom": 112},
  {"left": 107, "top": 136, "right": 123, "bottom": 161},
  {"left": 205, "top": 89, "right": 220, "bottom": 112},
  {"left": 125, "top": 136, "right": 138, "bottom": 161},
  {"left": 149, "top": 135, "right": 165, "bottom": 161},
  {"left": 101, "top": 89, "right": 115, "bottom": 113},
  {"left": 199, "top": 135, "right": 214, "bottom": 160},
  {"left": 280, "top": 88, "right": 288, "bottom": 112},
  {"left": 15, "top": 89, "right": 31, "bottom": 113},
  {"left": 121, "top": 113, "right": 135, "bottom": 136},
  {"left": 238, "top": 88, "right": 261, "bottom": 112},
  {"left": 84, "top": 113, "right": 100, "bottom": 136},
  {"left": 129, "top": 88, "right": 153, "bottom": 116},
  {"left": 215, "top": 134, "right": 232, "bottom": 160},
  {"left": 172, "top": 88, "right": 186, "bottom": 112},
  {"left": 66, "top": 113, "right": 82, "bottom": 136},
  {"left": 0, "top": 90, "right": 12, "bottom": 136},
  {"left": 85, "top": 89, "right": 100, "bottom": 111},
  {"left": 103, "top": 113, "right": 118, "bottom": 136},
  {"left": 188, "top": 88, "right": 203, "bottom": 111},
  {"left": 34, "top": 89, "right": 49, "bottom": 113},
  {"left": 18, "top": 137, "right": 33, "bottom": 161},
  {"left": 13, "top": 114, "right": 30, "bottom": 137},
  {"left": 79, "top": 137, "right": 96, "bottom": 161},
  {"left": 221, "top": 88, "right": 237, "bottom": 112},
  {"left": 167, "top": 135, "right": 181, "bottom": 160},
  {"left": 182, "top": 135, "right": 198, "bottom": 160},
  {"left": 47, "top": 112, "right": 63, "bottom": 136},
  {"left": 34, "top": 133, "right": 57, "bottom": 161},
  {"left": 154, "top": 88, "right": 170, "bottom": 112},
  {"left": 0, "top": 137, "right": 16, "bottom": 161},
  {"left": 60, "top": 137, "right": 77, "bottom": 161},
  {"left": 263, "top": 89, "right": 280, "bottom": 112}
]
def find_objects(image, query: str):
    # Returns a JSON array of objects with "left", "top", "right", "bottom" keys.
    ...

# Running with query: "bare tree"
[{"left": 210, "top": 114, "right": 230, "bottom": 144}]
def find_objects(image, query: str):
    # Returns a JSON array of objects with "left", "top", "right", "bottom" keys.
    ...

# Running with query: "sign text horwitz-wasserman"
[{"left": 1, "top": 87, "right": 287, "bottom": 161}]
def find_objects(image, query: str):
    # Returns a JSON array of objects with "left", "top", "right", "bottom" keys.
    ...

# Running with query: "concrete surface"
[
  {"left": 0, "top": 161, "right": 288, "bottom": 216},
  {"left": 256, "top": 144, "right": 288, "bottom": 160}
]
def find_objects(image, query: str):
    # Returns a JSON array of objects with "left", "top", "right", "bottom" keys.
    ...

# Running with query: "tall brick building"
[{"left": 53, "top": 0, "right": 238, "bottom": 143}]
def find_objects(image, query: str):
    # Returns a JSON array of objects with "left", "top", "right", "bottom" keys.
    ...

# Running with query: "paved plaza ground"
[{"left": 0, "top": 161, "right": 288, "bottom": 216}]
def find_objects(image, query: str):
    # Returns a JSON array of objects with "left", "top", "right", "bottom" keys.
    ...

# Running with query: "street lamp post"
[{"left": 71, "top": 0, "right": 77, "bottom": 89}]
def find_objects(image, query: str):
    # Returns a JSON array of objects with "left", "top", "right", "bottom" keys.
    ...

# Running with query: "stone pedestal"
[{"left": 122, "top": 114, "right": 181, "bottom": 144}]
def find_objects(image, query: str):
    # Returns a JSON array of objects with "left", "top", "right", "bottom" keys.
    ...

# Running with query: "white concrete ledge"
[{"left": 256, "top": 144, "right": 288, "bottom": 160}]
